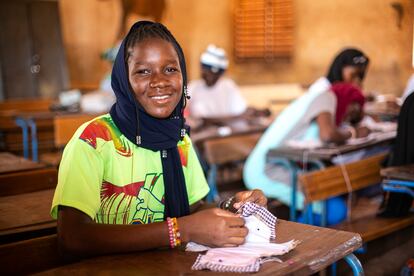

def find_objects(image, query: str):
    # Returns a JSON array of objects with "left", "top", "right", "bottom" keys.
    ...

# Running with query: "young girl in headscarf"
[
  {"left": 243, "top": 48, "right": 370, "bottom": 226},
  {"left": 51, "top": 21, "right": 267, "bottom": 257}
]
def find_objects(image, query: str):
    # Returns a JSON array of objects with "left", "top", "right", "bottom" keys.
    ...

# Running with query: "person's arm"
[
  {"left": 57, "top": 205, "right": 247, "bottom": 258},
  {"left": 316, "top": 112, "right": 371, "bottom": 144},
  {"left": 316, "top": 112, "right": 351, "bottom": 144}
]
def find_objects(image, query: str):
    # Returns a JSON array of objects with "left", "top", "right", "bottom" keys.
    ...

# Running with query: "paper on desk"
[
  {"left": 346, "top": 130, "right": 397, "bottom": 146},
  {"left": 285, "top": 139, "right": 323, "bottom": 149},
  {"left": 360, "top": 116, "right": 397, "bottom": 132}
]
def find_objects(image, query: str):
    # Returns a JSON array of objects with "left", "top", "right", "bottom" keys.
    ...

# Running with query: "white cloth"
[
  {"left": 188, "top": 78, "right": 247, "bottom": 118},
  {"left": 189, "top": 202, "right": 298, "bottom": 273},
  {"left": 191, "top": 241, "right": 298, "bottom": 273}
]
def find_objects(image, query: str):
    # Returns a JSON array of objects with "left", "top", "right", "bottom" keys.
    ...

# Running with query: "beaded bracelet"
[{"left": 166, "top": 217, "right": 181, "bottom": 248}]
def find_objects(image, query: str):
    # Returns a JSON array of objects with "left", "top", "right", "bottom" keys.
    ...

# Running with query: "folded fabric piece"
[
  {"left": 189, "top": 202, "right": 299, "bottom": 273},
  {"left": 191, "top": 240, "right": 298, "bottom": 273}
]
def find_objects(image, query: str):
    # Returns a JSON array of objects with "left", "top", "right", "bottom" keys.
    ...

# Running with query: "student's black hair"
[
  {"left": 124, "top": 21, "right": 189, "bottom": 141},
  {"left": 326, "top": 48, "right": 370, "bottom": 84}
]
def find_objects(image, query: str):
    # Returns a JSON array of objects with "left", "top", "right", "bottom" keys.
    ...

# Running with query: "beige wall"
[
  {"left": 60, "top": 0, "right": 414, "bottom": 96},
  {"left": 59, "top": 0, "right": 122, "bottom": 90}
]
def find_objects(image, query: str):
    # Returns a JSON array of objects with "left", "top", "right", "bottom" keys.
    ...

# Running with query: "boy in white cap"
[{"left": 188, "top": 45, "right": 247, "bottom": 121}]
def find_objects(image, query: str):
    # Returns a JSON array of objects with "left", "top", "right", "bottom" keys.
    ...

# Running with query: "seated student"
[
  {"left": 51, "top": 21, "right": 267, "bottom": 257},
  {"left": 379, "top": 92, "right": 414, "bottom": 217},
  {"left": 243, "top": 48, "right": 371, "bottom": 225},
  {"left": 188, "top": 44, "right": 247, "bottom": 123}
]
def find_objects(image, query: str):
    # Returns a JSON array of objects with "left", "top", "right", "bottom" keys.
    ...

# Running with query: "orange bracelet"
[
  {"left": 166, "top": 217, "right": 181, "bottom": 248},
  {"left": 171, "top": 217, "right": 181, "bottom": 247}
]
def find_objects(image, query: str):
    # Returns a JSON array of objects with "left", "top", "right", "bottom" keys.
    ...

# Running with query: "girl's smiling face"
[{"left": 127, "top": 38, "right": 183, "bottom": 119}]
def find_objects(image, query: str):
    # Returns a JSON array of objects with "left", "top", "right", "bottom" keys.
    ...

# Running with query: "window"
[{"left": 234, "top": 0, "right": 294, "bottom": 61}]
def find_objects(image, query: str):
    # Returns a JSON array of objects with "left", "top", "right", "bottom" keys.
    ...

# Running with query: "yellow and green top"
[{"left": 51, "top": 114, "right": 209, "bottom": 224}]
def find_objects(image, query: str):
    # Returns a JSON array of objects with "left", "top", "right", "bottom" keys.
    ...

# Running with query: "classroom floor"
[{"left": 217, "top": 178, "right": 414, "bottom": 276}]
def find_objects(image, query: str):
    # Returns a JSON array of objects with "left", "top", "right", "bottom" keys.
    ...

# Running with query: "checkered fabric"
[{"left": 240, "top": 202, "right": 276, "bottom": 239}]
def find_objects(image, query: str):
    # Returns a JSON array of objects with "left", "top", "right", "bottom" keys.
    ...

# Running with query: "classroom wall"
[
  {"left": 59, "top": 0, "right": 414, "bottom": 98},
  {"left": 59, "top": 0, "right": 122, "bottom": 90}
]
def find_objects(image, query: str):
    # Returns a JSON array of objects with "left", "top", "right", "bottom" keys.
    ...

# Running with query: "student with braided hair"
[{"left": 51, "top": 21, "right": 267, "bottom": 257}]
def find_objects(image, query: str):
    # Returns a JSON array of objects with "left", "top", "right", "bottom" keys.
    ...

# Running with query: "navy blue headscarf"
[{"left": 109, "top": 21, "right": 190, "bottom": 218}]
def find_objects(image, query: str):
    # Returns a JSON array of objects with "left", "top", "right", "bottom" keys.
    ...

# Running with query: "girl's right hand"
[{"left": 179, "top": 208, "right": 248, "bottom": 247}]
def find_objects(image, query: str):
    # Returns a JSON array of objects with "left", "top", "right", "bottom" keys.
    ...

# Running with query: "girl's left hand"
[{"left": 233, "top": 189, "right": 267, "bottom": 209}]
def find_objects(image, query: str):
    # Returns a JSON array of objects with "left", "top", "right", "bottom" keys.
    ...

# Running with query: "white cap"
[{"left": 200, "top": 44, "right": 229, "bottom": 71}]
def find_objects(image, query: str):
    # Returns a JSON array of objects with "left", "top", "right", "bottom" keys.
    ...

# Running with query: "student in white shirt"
[{"left": 188, "top": 45, "right": 247, "bottom": 120}]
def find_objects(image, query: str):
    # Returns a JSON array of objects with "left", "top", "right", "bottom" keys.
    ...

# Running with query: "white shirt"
[
  {"left": 287, "top": 77, "right": 336, "bottom": 142},
  {"left": 188, "top": 78, "right": 247, "bottom": 118}
]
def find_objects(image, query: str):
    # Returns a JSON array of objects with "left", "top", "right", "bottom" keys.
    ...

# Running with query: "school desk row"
[
  {"left": 1, "top": 155, "right": 413, "bottom": 274},
  {"left": 0, "top": 150, "right": 367, "bottom": 274},
  {"left": 0, "top": 124, "right": 411, "bottom": 242},
  {"left": 0, "top": 153, "right": 57, "bottom": 243}
]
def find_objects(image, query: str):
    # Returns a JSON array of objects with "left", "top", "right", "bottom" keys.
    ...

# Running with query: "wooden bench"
[
  {"left": 0, "top": 167, "right": 57, "bottom": 197},
  {"left": 202, "top": 132, "right": 262, "bottom": 201},
  {"left": 298, "top": 153, "right": 414, "bottom": 243},
  {"left": 0, "top": 234, "right": 76, "bottom": 275},
  {"left": 0, "top": 98, "right": 55, "bottom": 156},
  {"left": 0, "top": 189, "right": 57, "bottom": 243}
]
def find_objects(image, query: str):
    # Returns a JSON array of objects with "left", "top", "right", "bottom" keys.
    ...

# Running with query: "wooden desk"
[
  {"left": 364, "top": 101, "right": 400, "bottom": 121},
  {"left": 0, "top": 189, "right": 56, "bottom": 242},
  {"left": 380, "top": 164, "right": 414, "bottom": 199},
  {"left": 0, "top": 152, "right": 57, "bottom": 197},
  {"left": 36, "top": 220, "right": 362, "bottom": 275},
  {"left": 12, "top": 111, "right": 98, "bottom": 161},
  {"left": 266, "top": 131, "right": 395, "bottom": 222},
  {"left": 381, "top": 165, "right": 414, "bottom": 181},
  {"left": 191, "top": 120, "right": 268, "bottom": 201},
  {"left": 1, "top": 108, "right": 99, "bottom": 161},
  {"left": 191, "top": 119, "right": 268, "bottom": 146},
  {"left": 267, "top": 131, "right": 395, "bottom": 163},
  {"left": 0, "top": 152, "right": 45, "bottom": 174}
]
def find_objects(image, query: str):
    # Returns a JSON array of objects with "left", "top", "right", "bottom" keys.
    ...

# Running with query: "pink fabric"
[{"left": 331, "top": 82, "right": 365, "bottom": 126}]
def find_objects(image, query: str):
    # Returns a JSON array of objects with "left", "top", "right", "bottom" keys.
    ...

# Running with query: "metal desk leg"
[
  {"left": 321, "top": 200, "right": 328, "bottom": 227},
  {"left": 305, "top": 203, "right": 314, "bottom": 225},
  {"left": 344, "top": 253, "right": 364, "bottom": 276},
  {"left": 288, "top": 160, "right": 298, "bottom": 221},
  {"left": 27, "top": 118, "right": 38, "bottom": 162},
  {"left": 15, "top": 118, "right": 29, "bottom": 159},
  {"left": 383, "top": 179, "right": 414, "bottom": 198},
  {"left": 207, "top": 164, "right": 219, "bottom": 202},
  {"left": 268, "top": 158, "right": 298, "bottom": 221},
  {"left": 309, "top": 160, "right": 327, "bottom": 227}
]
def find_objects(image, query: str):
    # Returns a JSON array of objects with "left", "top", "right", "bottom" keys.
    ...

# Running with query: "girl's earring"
[{"left": 184, "top": 87, "right": 191, "bottom": 100}]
